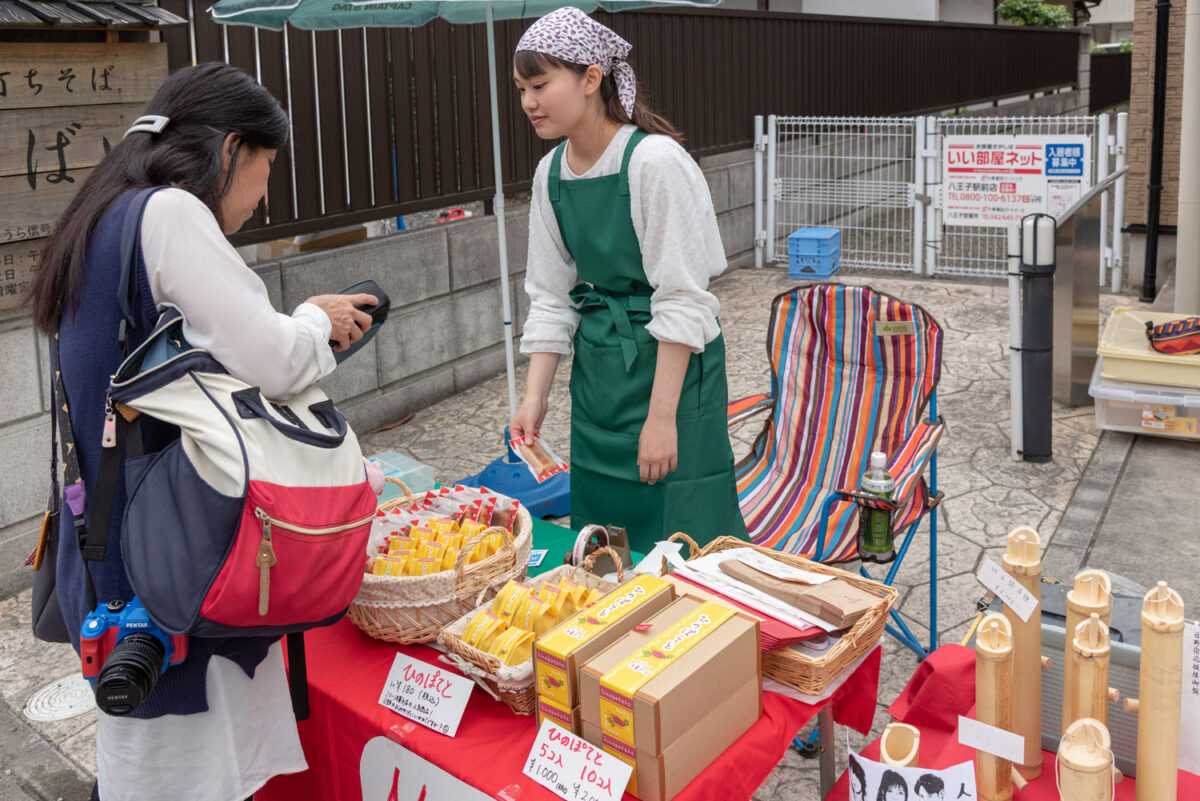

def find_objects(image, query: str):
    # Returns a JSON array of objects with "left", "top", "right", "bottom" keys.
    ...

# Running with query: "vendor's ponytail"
[{"left": 600, "top": 74, "right": 684, "bottom": 146}]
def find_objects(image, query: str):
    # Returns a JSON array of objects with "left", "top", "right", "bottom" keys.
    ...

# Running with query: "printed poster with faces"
[{"left": 846, "top": 749, "right": 976, "bottom": 801}]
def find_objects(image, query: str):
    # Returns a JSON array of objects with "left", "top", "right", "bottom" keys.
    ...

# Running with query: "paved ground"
[{"left": 4, "top": 263, "right": 1193, "bottom": 801}]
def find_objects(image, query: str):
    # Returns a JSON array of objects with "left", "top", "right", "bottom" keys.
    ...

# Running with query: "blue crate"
[
  {"left": 787, "top": 227, "right": 841, "bottom": 257},
  {"left": 788, "top": 247, "right": 841, "bottom": 278}
]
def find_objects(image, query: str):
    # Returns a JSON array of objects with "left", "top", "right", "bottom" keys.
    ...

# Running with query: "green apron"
[{"left": 550, "top": 129, "right": 747, "bottom": 552}]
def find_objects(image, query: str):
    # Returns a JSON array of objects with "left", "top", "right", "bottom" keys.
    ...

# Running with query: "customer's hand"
[
  {"left": 305, "top": 293, "right": 378, "bottom": 351},
  {"left": 510, "top": 394, "right": 548, "bottom": 440}
]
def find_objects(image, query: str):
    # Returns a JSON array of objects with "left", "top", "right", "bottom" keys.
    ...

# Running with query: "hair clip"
[{"left": 123, "top": 115, "right": 171, "bottom": 139}]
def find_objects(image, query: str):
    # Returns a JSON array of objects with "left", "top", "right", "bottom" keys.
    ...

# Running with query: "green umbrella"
[{"left": 212, "top": 0, "right": 718, "bottom": 418}]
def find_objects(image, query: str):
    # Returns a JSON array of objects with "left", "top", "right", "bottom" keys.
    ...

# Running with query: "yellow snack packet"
[
  {"left": 370, "top": 557, "right": 389, "bottom": 576},
  {"left": 441, "top": 547, "right": 463, "bottom": 571},
  {"left": 496, "top": 583, "right": 534, "bottom": 624},
  {"left": 428, "top": 517, "right": 458, "bottom": 536},
  {"left": 409, "top": 525, "right": 434, "bottom": 542},
  {"left": 412, "top": 557, "right": 440, "bottom": 576},
  {"left": 417, "top": 541, "right": 447, "bottom": 561},
  {"left": 490, "top": 580, "right": 525, "bottom": 616},
  {"left": 439, "top": 533, "right": 465, "bottom": 550},
  {"left": 520, "top": 598, "right": 560, "bottom": 637},
  {"left": 485, "top": 532, "right": 506, "bottom": 555},
  {"left": 463, "top": 612, "right": 507, "bottom": 652},
  {"left": 372, "top": 555, "right": 407, "bottom": 577},
  {"left": 537, "top": 584, "right": 569, "bottom": 617},
  {"left": 490, "top": 627, "right": 535, "bottom": 666},
  {"left": 510, "top": 594, "right": 535, "bottom": 631},
  {"left": 460, "top": 520, "right": 486, "bottom": 540},
  {"left": 387, "top": 535, "right": 415, "bottom": 554}
]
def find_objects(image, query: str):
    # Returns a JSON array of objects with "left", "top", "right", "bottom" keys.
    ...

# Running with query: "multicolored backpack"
[{"left": 1146, "top": 316, "right": 1200, "bottom": 356}]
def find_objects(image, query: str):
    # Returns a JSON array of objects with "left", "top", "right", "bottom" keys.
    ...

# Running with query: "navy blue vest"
[{"left": 55, "top": 189, "right": 273, "bottom": 719}]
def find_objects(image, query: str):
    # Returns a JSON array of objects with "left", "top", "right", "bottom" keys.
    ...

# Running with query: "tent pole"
[{"left": 486, "top": 5, "right": 519, "bottom": 419}]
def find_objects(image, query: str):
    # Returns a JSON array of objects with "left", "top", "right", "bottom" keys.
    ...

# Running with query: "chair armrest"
[
  {"left": 727, "top": 393, "right": 774, "bottom": 427},
  {"left": 834, "top": 416, "right": 946, "bottom": 507}
]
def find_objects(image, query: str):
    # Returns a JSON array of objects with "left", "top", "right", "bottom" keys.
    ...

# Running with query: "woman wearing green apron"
[{"left": 510, "top": 8, "right": 746, "bottom": 553}]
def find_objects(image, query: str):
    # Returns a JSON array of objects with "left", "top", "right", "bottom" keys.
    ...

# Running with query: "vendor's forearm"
[
  {"left": 524, "top": 352, "right": 561, "bottom": 401},
  {"left": 647, "top": 342, "right": 691, "bottom": 422}
]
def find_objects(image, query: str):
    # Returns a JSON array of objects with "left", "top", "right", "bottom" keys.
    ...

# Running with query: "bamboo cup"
[
  {"left": 1057, "top": 718, "right": 1116, "bottom": 801},
  {"left": 1065, "top": 613, "right": 1119, "bottom": 727},
  {"left": 1063, "top": 570, "right": 1113, "bottom": 734},
  {"left": 1001, "top": 525, "right": 1043, "bottom": 780},
  {"left": 1125, "top": 581, "right": 1185, "bottom": 801},
  {"left": 976, "top": 613, "right": 1014, "bottom": 801},
  {"left": 880, "top": 722, "right": 920, "bottom": 768}
]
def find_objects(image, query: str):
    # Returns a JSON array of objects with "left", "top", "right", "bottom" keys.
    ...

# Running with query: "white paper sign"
[
  {"left": 528, "top": 549, "right": 548, "bottom": 568},
  {"left": 942, "top": 134, "right": 1091, "bottom": 227},
  {"left": 1180, "top": 621, "right": 1200, "bottom": 774},
  {"left": 958, "top": 715, "right": 1025, "bottom": 764},
  {"left": 976, "top": 558, "right": 1038, "bottom": 623},
  {"left": 359, "top": 736, "right": 494, "bottom": 801},
  {"left": 377, "top": 653, "right": 474, "bottom": 737},
  {"left": 523, "top": 720, "right": 632, "bottom": 801},
  {"left": 848, "top": 747, "right": 976, "bottom": 801}
]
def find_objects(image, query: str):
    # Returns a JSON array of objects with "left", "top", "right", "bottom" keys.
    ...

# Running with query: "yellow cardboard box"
[
  {"left": 534, "top": 575, "right": 675, "bottom": 708},
  {"left": 535, "top": 694, "right": 580, "bottom": 734}
]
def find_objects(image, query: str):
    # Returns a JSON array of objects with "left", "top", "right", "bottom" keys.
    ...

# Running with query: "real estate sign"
[{"left": 942, "top": 134, "right": 1091, "bottom": 228}]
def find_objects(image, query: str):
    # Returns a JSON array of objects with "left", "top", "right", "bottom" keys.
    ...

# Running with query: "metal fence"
[
  {"left": 161, "top": 6, "right": 1084, "bottom": 245},
  {"left": 1090, "top": 52, "right": 1132, "bottom": 113}
]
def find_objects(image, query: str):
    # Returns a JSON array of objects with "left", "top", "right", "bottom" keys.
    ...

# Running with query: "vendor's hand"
[
  {"left": 306, "top": 293, "right": 378, "bottom": 352},
  {"left": 510, "top": 395, "right": 548, "bottom": 440},
  {"left": 638, "top": 414, "right": 677, "bottom": 485}
]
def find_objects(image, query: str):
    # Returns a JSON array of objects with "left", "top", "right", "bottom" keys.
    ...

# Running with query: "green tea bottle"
[{"left": 856, "top": 451, "right": 895, "bottom": 563}]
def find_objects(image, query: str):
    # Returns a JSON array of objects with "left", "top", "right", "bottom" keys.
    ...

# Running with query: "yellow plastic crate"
[{"left": 1097, "top": 307, "right": 1200, "bottom": 388}]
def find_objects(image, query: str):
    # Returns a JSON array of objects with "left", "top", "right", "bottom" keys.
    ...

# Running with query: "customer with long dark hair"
[{"left": 32, "top": 62, "right": 375, "bottom": 801}]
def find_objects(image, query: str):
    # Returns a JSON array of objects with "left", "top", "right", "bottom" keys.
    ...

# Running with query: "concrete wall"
[{"left": 0, "top": 146, "right": 760, "bottom": 599}]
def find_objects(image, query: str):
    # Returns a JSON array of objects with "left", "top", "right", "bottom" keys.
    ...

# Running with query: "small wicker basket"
[
  {"left": 674, "top": 534, "right": 898, "bottom": 695},
  {"left": 347, "top": 478, "right": 533, "bottom": 644},
  {"left": 439, "top": 547, "right": 624, "bottom": 715}
]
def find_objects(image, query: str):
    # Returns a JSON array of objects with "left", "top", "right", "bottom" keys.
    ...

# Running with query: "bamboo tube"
[
  {"left": 1057, "top": 718, "right": 1115, "bottom": 801},
  {"left": 880, "top": 722, "right": 920, "bottom": 768},
  {"left": 1065, "top": 613, "right": 1117, "bottom": 727},
  {"left": 1132, "top": 582, "right": 1185, "bottom": 801},
  {"left": 1063, "top": 570, "right": 1113, "bottom": 733},
  {"left": 1001, "top": 525, "right": 1043, "bottom": 780},
  {"left": 976, "top": 613, "right": 1014, "bottom": 801}
]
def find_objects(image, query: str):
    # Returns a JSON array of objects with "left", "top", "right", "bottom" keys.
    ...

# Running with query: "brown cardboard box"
[
  {"left": 580, "top": 675, "right": 762, "bottom": 801},
  {"left": 534, "top": 575, "right": 676, "bottom": 708},
  {"left": 535, "top": 695, "right": 580, "bottom": 734},
  {"left": 579, "top": 595, "right": 761, "bottom": 756}
]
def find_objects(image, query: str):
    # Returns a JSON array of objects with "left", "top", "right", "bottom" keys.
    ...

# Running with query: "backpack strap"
[{"left": 117, "top": 186, "right": 167, "bottom": 355}]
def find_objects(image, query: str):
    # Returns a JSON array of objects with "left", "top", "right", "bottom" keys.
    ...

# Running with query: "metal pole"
[
  {"left": 1020, "top": 214, "right": 1056, "bottom": 463},
  {"left": 486, "top": 5, "right": 517, "bottom": 418},
  {"left": 1008, "top": 225, "right": 1023, "bottom": 461},
  {"left": 925, "top": 116, "right": 940, "bottom": 276},
  {"left": 283, "top": 28, "right": 300, "bottom": 218},
  {"left": 311, "top": 31, "right": 326, "bottom": 216},
  {"left": 1176, "top": 0, "right": 1200, "bottom": 313},
  {"left": 817, "top": 706, "right": 836, "bottom": 800},
  {"left": 1098, "top": 113, "right": 1110, "bottom": 286},
  {"left": 1143, "top": 0, "right": 1172, "bottom": 302},
  {"left": 913, "top": 116, "right": 926, "bottom": 274},
  {"left": 363, "top": 28, "right": 376, "bottom": 208},
  {"left": 337, "top": 30, "right": 352, "bottom": 208},
  {"left": 222, "top": 23, "right": 229, "bottom": 63},
  {"left": 186, "top": 0, "right": 197, "bottom": 65},
  {"left": 1113, "top": 112, "right": 1129, "bottom": 292},
  {"left": 753, "top": 115, "right": 764, "bottom": 268},
  {"left": 766, "top": 114, "right": 777, "bottom": 263}
]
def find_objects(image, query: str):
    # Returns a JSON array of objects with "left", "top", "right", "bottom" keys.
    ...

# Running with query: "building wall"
[
  {"left": 0, "top": 148, "right": 761, "bottom": 598},
  {"left": 1125, "top": 0, "right": 1185, "bottom": 229},
  {"left": 938, "top": 0, "right": 994, "bottom": 24}
]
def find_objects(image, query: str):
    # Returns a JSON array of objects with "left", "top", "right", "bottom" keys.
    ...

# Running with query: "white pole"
[
  {"left": 766, "top": 114, "right": 778, "bottom": 263},
  {"left": 1008, "top": 225, "right": 1023, "bottom": 461},
  {"left": 1112, "top": 112, "right": 1129, "bottom": 293},
  {"left": 486, "top": 5, "right": 518, "bottom": 418},
  {"left": 1177, "top": 0, "right": 1200, "bottom": 313},
  {"left": 1097, "top": 113, "right": 1111, "bottom": 286},
  {"left": 754, "top": 115, "right": 764, "bottom": 268},
  {"left": 912, "top": 116, "right": 926, "bottom": 275},
  {"left": 925, "top": 116, "right": 939, "bottom": 276}
]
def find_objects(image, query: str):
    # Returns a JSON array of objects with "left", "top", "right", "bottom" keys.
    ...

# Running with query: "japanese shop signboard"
[
  {"left": 942, "top": 134, "right": 1092, "bottom": 228},
  {"left": 0, "top": 42, "right": 167, "bottom": 311}
]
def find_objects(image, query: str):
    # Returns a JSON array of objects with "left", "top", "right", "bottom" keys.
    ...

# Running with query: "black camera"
[{"left": 80, "top": 597, "right": 188, "bottom": 715}]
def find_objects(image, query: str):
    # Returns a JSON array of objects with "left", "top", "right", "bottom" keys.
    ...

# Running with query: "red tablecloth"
[
  {"left": 258, "top": 618, "right": 882, "bottom": 801},
  {"left": 826, "top": 644, "right": 1200, "bottom": 800}
]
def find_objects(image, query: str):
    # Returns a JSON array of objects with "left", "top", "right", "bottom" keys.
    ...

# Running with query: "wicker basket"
[
  {"left": 347, "top": 478, "right": 533, "bottom": 644},
  {"left": 676, "top": 534, "right": 898, "bottom": 695},
  {"left": 438, "top": 547, "right": 624, "bottom": 715}
]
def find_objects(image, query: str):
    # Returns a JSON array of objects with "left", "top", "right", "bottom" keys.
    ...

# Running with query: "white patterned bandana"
[{"left": 516, "top": 7, "right": 636, "bottom": 116}]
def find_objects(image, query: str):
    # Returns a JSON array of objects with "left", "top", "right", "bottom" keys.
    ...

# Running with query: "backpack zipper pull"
[
  {"left": 255, "top": 508, "right": 278, "bottom": 616},
  {"left": 101, "top": 396, "right": 117, "bottom": 449}
]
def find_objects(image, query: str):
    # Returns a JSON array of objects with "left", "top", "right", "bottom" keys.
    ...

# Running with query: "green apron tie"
[{"left": 569, "top": 285, "right": 651, "bottom": 373}]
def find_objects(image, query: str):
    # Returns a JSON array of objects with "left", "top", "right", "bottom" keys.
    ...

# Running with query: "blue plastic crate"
[
  {"left": 788, "top": 248, "right": 841, "bottom": 278},
  {"left": 787, "top": 227, "right": 841, "bottom": 257}
]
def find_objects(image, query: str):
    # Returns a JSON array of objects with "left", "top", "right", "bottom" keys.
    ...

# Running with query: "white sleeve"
[
  {"left": 140, "top": 188, "right": 336, "bottom": 399},
  {"left": 628, "top": 137, "right": 724, "bottom": 353},
  {"left": 520, "top": 154, "right": 579, "bottom": 356}
]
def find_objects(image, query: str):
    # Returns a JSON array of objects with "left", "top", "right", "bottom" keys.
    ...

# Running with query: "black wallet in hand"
[{"left": 331, "top": 279, "right": 390, "bottom": 364}]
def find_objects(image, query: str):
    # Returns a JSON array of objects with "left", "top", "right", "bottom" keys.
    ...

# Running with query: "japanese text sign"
[
  {"left": 523, "top": 720, "right": 632, "bottom": 801},
  {"left": 376, "top": 653, "right": 473, "bottom": 737},
  {"left": 1180, "top": 621, "right": 1200, "bottom": 774},
  {"left": 976, "top": 558, "right": 1038, "bottom": 623}
]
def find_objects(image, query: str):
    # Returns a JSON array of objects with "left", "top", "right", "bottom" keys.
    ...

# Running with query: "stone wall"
[{"left": 0, "top": 146, "right": 760, "bottom": 598}]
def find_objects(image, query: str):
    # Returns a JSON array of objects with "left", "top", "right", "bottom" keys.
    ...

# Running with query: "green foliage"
[{"left": 996, "top": 0, "right": 1072, "bottom": 29}]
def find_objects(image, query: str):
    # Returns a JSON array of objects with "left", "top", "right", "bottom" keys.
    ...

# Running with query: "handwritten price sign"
[
  {"left": 524, "top": 720, "right": 632, "bottom": 801},
  {"left": 376, "top": 653, "right": 473, "bottom": 737}
]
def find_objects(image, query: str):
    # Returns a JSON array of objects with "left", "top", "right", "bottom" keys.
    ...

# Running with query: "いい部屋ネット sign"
[{"left": 942, "top": 134, "right": 1091, "bottom": 228}]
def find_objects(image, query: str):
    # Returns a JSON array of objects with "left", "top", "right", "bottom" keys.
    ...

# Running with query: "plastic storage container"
[
  {"left": 787, "top": 227, "right": 841, "bottom": 278},
  {"left": 368, "top": 449, "right": 436, "bottom": 500},
  {"left": 1088, "top": 359, "right": 1200, "bottom": 442},
  {"left": 1098, "top": 307, "right": 1200, "bottom": 388}
]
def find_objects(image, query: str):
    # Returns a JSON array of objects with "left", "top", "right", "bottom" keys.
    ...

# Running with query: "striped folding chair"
[{"left": 729, "top": 283, "right": 945, "bottom": 656}]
